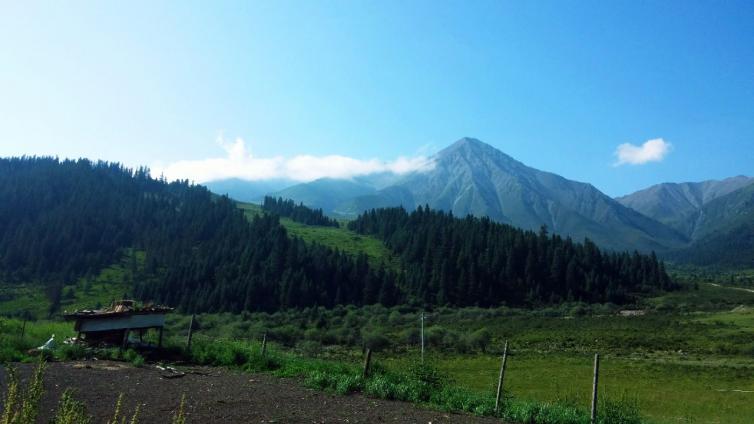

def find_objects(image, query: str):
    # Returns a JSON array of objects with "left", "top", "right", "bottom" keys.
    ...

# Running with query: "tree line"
[
  {"left": 0, "top": 157, "right": 676, "bottom": 314},
  {"left": 348, "top": 206, "right": 675, "bottom": 306},
  {"left": 0, "top": 157, "right": 396, "bottom": 313},
  {"left": 261, "top": 196, "right": 339, "bottom": 227}
]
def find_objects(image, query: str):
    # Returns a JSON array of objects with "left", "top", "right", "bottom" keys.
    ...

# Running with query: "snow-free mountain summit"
[{"left": 261, "top": 138, "right": 689, "bottom": 252}]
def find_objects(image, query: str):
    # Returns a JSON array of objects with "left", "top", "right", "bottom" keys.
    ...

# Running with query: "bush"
[
  {"left": 400, "top": 327, "right": 419, "bottom": 345},
  {"left": 123, "top": 349, "right": 145, "bottom": 367},
  {"left": 296, "top": 340, "right": 323, "bottom": 357},
  {"left": 362, "top": 331, "right": 391, "bottom": 352},
  {"left": 425, "top": 326, "right": 446, "bottom": 347},
  {"left": 304, "top": 370, "right": 364, "bottom": 395},
  {"left": 55, "top": 344, "right": 88, "bottom": 361},
  {"left": 468, "top": 328, "right": 492, "bottom": 353}
]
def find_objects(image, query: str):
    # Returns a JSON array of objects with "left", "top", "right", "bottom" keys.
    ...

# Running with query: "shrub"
[
  {"left": 468, "top": 328, "right": 492, "bottom": 353},
  {"left": 425, "top": 326, "right": 446, "bottom": 347},
  {"left": 55, "top": 344, "right": 88, "bottom": 361},
  {"left": 296, "top": 340, "right": 323, "bottom": 357},
  {"left": 362, "top": 331, "right": 391, "bottom": 352},
  {"left": 122, "top": 349, "right": 145, "bottom": 367}
]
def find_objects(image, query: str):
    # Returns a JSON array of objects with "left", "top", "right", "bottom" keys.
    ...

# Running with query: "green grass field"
[
  {"left": 3, "top": 210, "right": 754, "bottom": 423},
  {"left": 0, "top": 252, "right": 136, "bottom": 319},
  {"left": 151, "top": 283, "right": 754, "bottom": 424},
  {"left": 424, "top": 352, "right": 754, "bottom": 424},
  {"left": 6, "top": 307, "right": 754, "bottom": 423},
  {"left": 238, "top": 201, "right": 400, "bottom": 269}
]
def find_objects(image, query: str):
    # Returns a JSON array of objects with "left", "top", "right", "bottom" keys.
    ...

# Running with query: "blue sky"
[{"left": 1, "top": 1, "right": 752, "bottom": 196}]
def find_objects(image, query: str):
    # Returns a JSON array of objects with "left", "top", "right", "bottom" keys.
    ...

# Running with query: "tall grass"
[
  {"left": 0, "top": 359, "right": 45, "bottom": 424},
  {"left": 186, "top": 338, "right": 644, "bottom": 424},
  {"left": 0, "top": 361, "right": 179, "bottom": 424},
  {"left": 171, "top": 394, "right": 186, "bottom": 424},
  {"left": 0, "top": 325, "right": 644, "bottom": 424},
  {"left": 51, "top": 390, "right": 92, "bottom": 424}
]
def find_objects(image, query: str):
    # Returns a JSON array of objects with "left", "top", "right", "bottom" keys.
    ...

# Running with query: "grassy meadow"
[
  {"left": 5, "top": 297, "right": 754, "bottom": 423},
  {"left": 0, "top": 252, "right": 137, "bottom": 319},
  {"left": 2, "top": 207, "right": 754, "bottom": 422},
  {"left": 154, "top": 283, "right": 754, "bottom": 423},
  {"left": 237, "top": 201, "right": 400, "bottom": 269}
]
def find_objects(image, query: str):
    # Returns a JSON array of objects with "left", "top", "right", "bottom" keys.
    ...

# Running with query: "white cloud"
[
  {"left": 613, "top": 138, "right": 672, "bottom": 166},
  {"left": 151, "top": 136, "right": 435, "bottom": 183}
]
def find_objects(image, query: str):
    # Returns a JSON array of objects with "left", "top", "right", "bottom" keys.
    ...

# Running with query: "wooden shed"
[{"left": 64, "top": 300, "right": 172, "bottom": 348}]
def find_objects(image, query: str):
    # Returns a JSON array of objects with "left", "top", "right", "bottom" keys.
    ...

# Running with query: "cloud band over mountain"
[{"left": 152, "top": 137, "right": 435, "bottom": 183}]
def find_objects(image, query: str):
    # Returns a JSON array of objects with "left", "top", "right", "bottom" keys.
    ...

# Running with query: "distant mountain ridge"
[
  {"left": 266, "top": 138, "right": 688, "bottom": 252},
  {"left": 202, "top": 138, "right": 752, "bottom": 263},
  {"left": 617, "top": 175, "right": 754, "bottom": 266},
  {"left": 665, "top": 182, "right": 754, "bottom": 266},
  {"left": 616, "top": 175, "right": 754, "bottom": 237},
  {"left": 204, "top": 178, "right": 294, "bottom": 203}
]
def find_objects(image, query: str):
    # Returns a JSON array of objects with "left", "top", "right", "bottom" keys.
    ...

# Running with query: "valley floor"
[{"left": 1, "top": 360, "right": 501, "bottom": 424}]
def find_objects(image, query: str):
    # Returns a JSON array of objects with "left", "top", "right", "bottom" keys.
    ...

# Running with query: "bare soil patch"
[{"left": 1, "top": 361, "right": 502, "bottom": 423}]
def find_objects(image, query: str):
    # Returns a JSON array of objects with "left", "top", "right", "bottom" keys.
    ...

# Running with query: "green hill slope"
[{"left": 237, "top": 202, "right": 399, "bottom": 270}]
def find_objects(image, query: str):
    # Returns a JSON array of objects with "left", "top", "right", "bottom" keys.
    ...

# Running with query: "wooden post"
[
  {"left": 495, "top": 340, "right": 509, "bottom": 413},
  {"left": 591, "top": 353, "right": 600, "bottom": 424},
  {"left": 21, "top": 319, "right": 27, "bottom": 338},
  {"left": 420, "top": 311, "right": 425, "bottom": 363},
  {"left": 186, "top": 313, "right": 195, "bottom": 351},
  {"left": 261, "top": 332, "right": 267, "bottom": 356},
  {"left": 158, "top": 327, "right": 164, "bottom": 348},
  {"left": 121, "top": 328, "right": 130, "bottom": 350},
  {"left": 362, "top": 348, "right": 372, "bottom": 378}
]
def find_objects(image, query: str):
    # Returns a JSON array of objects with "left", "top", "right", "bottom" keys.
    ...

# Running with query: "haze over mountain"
[
  {"left": 616, "top": 176, "right": 754, "bottom": 237},
  {"left": 259, "top": 138, "right": 689, "bottom": 252},
  {"left": 204, "top": 178, "right": 295, "bottom": 203},
  {"left": 271, "top": 173, "right": 404, "bottom": 217}
]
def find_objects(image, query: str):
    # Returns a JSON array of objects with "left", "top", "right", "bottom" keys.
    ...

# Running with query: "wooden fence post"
[
  {"left": 20, "top": 319, "right": 27, "bottom": 338},
  {"left": 362, "top": 348, "right": 372, "bottom": 378},
  {"left": 186, "top": 313, "right": 195, "bottom": 351},
  {"left": 495, "top": 340, "right": 509, "bottom": 413},
  {"left": 420, "top": 311, "right": 425, "bottom": 363},
  {"left": 591, "top": 353, "right": 600, "bottom": 424},
  {"left": 121, "top": 328, "right": 130, "bottom": 350},
  {"left": 261, "top": 332, "right": 267, "bottom": 356}
]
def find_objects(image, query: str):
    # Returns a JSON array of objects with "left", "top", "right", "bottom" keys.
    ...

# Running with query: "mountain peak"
[
  {"left": 438, "top": 137, "right": 523, "bottom": 169},
  {"left": 446, "top": 137, "right": 489, "bottom": 150},
  {"left": 454, "top": 136, "right": 485, "bottom": 145},
  {"left": 440, "top": 137, "right": 503, "bottom": 156}
]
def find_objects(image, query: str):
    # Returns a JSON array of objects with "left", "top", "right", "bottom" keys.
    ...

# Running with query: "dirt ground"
[{"left": 1, "top": 361, "right": 503, "bottom": 423}]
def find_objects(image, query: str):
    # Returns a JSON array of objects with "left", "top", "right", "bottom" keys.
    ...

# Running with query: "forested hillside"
[
  {"left": 349, "top": 207, "right": 675, "bottom": 305},
  {"left": 0, "top": 157, "right": 675, "bottom": 314},
  {"left": 262, "top": 196, "right": 339, "bottom": 227},
  {"left": 262, "top": 138, "right": 688, "bottom": 252},
  {"left": 0, "top": 157, "right": 397, "bottom": 313}
]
